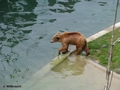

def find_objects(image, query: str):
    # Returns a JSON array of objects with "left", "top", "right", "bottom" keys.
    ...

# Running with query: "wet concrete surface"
[{"left": 21, "top": 54, "right": 120, "bottom": 90}]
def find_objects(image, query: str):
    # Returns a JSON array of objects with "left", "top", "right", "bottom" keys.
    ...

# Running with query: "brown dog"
[{"left": 50, "top": 32, "right": 90, "bottom": 56}]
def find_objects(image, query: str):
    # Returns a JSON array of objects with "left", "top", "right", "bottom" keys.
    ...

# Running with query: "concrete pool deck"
[{"left": 21, "top": 22, "right": 120, "bottom": 90}]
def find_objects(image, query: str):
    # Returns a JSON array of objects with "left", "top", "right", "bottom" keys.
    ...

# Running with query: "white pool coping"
[{"left": 87, "top": 22, "right": 120, "bottom": 42}]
